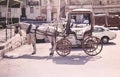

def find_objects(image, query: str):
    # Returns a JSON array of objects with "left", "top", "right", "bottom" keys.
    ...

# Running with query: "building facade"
[
  {"left": 0, "top": 0, "right": 120, "bottom": 22},
  {"left": 66, "top": 0, "right": 120, "bottom": 15},
  {"left": 22, "top": 0, "right": 120, "bottom": 21}
]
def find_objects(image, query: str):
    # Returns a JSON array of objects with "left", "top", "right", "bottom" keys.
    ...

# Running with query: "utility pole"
[
  {"left": 105, "top": 8, "right": 108, "bottom": 27},
  {"left": 90, "top": 0, "right": 96, "bottom": 26},
  {"left": 47, "top": 0, "right": 51, "bottom": 22},
  {"left": 90, "top": 0, "right": 94, "bottom": 12},
  {"left": 5, "top": 0, "right": 10, "bottom": 41},
  {"left": 57, "top": 0, "right": 60, "bottom": 21}
]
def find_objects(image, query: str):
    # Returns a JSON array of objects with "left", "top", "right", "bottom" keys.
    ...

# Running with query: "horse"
[
  {"left": 36, "top": 24, "right": 59, "bottom": 56},
  {"left": 18, "top": 22, "right": 59, "bottom": 56}
]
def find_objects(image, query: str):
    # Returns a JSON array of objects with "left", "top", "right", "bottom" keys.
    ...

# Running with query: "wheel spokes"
[{"left": 82, "top": 36, "right": 103, "bottom": 56}]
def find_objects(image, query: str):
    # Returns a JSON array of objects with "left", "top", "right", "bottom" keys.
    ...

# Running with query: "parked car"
[
  {"left": 93, "top": 26, "right": 117, "bottom": 44},
  {"left": 70, "top": 24, "right": 116, "bottom": 44},
  {"left": 36, "top": 16, "right": 46, "bottom": 21}
]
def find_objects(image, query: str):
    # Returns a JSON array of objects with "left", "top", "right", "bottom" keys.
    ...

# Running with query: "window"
[
  {"left": 30, "top": 7, "right": 34, "bottom": 13},
  {"left": 94, "top": 27, "right": 104, "bottom": 32}
]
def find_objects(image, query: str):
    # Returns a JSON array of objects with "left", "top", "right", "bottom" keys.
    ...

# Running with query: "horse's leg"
[
  {"left": 31, "top": 33, "right": 36, "bottom": 55},
  {"left": 47, "top": 36, "right": 55, "bottom": 56},
  {"left": 50, "top": 41, "right": 54, "bottom": 50},
  {"left": 50, "top": 37, "right": 56, "bottom": 56},
  {"left": 49, "top": 31, "right": 58, "bottom": 56}
]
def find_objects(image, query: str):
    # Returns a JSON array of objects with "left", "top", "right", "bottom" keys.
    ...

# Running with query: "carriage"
[
  {"left": 36, "top": 8, "right": 103, "bottom": 57},
  {"left": 55, "top": 9, "right": 103, "bottom": 56}
]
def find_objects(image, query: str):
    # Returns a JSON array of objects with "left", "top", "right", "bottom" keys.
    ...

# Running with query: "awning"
[{"left": 0, "top": 0, "right": 21, "bottom": 8}]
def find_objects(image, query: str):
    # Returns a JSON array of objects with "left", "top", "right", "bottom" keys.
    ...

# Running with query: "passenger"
[
  {"left": 83, "top": 18, "right": 89, "bottom": 24},
  {"left": 71, "top": 18, "right": 75, "bottom": 24}
]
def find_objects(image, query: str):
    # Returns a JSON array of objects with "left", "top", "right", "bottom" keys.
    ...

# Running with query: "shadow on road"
[
  {"left": 4, "top": 54, "right": 52, "bottom": 60},
  {"left": 5, "top": 54, "right": 102, "bottom": 65},
  {"left": 4, "top": 45, "right": 103, "bottom": 65},
  {"left": 71, "top": 47, "right": 83, "bottom": 52},
  {"left": 103, "top": 42, "right": 116, "bottom": 46},
  {"left": 52, "top": 55, "right": 102, "bottom": 65}
]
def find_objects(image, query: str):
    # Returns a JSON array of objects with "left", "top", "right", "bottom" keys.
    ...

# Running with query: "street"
[{"left": 0, "top": 30, "right": 120, "bottom": 77}]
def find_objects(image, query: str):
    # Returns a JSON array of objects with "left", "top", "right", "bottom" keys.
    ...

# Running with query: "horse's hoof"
[
  {"left": 49, "top": 53, "right": 54, "bottom": 56},
  {"left": 31, "top": 52, "right": 36, "bottom": 55}
]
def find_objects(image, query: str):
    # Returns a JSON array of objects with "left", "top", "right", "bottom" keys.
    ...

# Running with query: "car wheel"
[{"left": 101, "top": 37, "right": 109, "bottom": 44}]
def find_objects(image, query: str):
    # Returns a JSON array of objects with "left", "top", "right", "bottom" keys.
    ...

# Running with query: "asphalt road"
[{"left": 0, "top": 30, "right": 120, "bottom": 77}]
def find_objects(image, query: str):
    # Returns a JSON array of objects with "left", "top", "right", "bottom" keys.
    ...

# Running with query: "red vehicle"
[{"left": 36, "top": 16, "right": 46, "bottom": 21}]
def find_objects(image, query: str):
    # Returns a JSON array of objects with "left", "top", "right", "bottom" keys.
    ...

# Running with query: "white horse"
[
  {"left": 37, "top": 25, "right": 59, "bottom": 56},
  {"left": 19, "top": 22, "right": 59, "bottom": 56}
]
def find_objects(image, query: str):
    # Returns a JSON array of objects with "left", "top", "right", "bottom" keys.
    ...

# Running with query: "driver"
[{"left": 65, "top": 13, "right": 78, "bottom": 39}]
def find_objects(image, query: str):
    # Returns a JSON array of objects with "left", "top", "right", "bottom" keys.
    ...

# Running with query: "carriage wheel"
[
  {"left": 82, "top": 36, "right": 103, "bottom": 56},
  {"left": 56, "top": 38, "right": 72, "bottom": 57}
]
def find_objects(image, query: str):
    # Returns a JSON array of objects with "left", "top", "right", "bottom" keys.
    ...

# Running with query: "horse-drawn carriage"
[{"left": 37, "top": 8, "right": 103, "bottom": 57}]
